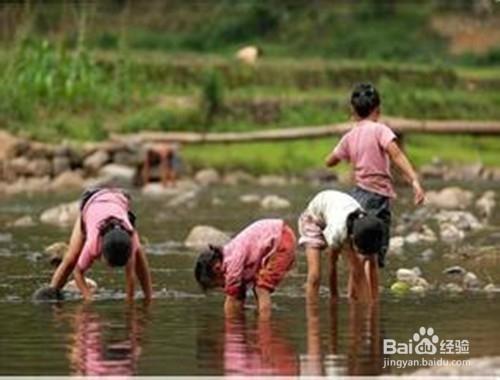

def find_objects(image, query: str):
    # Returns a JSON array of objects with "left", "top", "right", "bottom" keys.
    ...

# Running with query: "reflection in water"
[
  {"left": 59, "top": 304, "right": 149, "bottom": 376},
  {"left": 302, "top": 301, "right": 383, "bottom": 376},
  {"left": 197, "top": 315, "right": 299, "bottom": 376}
]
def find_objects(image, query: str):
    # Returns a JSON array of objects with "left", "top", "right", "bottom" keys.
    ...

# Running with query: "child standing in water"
[
  {"left": 48, "top": 188, "right": 153, "bottom": 302},
  {"left": 299, "top": 190, "right": 384, "bottom": 303},
  {"left": 325, "top": 83, "right": 425, "bottom": 268},
  {"left": 194, "top": 219, "right": 296, "bottom": 320}
]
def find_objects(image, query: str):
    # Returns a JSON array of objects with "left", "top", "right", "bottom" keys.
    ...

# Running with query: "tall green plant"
[{"left": 200, "top": 68, "right": 224, "bottom": 131}]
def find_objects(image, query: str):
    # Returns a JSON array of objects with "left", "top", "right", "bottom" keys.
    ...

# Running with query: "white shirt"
[{"left": 305, "top": 190, "right": 362, "bottom": 249}]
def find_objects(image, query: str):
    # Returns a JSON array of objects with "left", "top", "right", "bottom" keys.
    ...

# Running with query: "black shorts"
[{"left": 349, "top": 186, "right": 391, "bottom": 268}]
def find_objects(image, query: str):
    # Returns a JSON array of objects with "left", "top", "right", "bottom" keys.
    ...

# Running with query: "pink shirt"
[
  {"left": 77, "top": 189, "right": 140, "bottom": 272},
  {"left": 223, "top": 219, "right": 284, "bottom": 297},
  {"left": 332, "top": 120, "right": 397, "bottom": 198}
]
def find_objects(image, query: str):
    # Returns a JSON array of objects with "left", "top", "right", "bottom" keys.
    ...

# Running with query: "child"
[
  {"left": 325, "top": 83, "right": 425, "bottom": 268},
  {"left": 194, "top": 219, "right": 296, "bottom": 319},
  {"left": 48, "top": 188, "right": 153, "bottom": 302},
  {"left": 299, "top": 190, "right": 384, "bottom": 303}
]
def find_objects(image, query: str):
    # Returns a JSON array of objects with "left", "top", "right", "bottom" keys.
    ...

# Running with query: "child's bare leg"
[
  {"left": 328, "top": 248, "right": 339, "bottom": 300},
  {"left": 306, "top": 247, "right": 321, "bottom": 304},
  {"left": 255, "top": 287, "right": 272, "bottom": 320}
]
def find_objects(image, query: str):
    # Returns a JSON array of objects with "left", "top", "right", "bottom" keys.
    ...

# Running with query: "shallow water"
[{"left": 0, "top": 181, "right": 500, "bottom": 375}]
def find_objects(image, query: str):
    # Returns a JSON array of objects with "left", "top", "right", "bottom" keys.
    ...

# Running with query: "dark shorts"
[{"left": 349, "top": 186, "right": 391, "bottom": 268}]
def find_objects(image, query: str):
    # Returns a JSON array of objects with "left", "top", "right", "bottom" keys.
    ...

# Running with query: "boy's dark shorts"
[{"left": 349, "top": 186, "right": 391, "bottom": 268}]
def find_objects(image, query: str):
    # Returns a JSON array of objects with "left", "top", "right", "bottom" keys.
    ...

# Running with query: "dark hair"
[
  {"left": 350, "top": 83, "right": 380, "bottom": 118},
  {"left": 194, "top": 245, "right": 223, "bottom": 291},
  {"left": 347, "top": 210, "right": 384, "bottom": 256},
  {"left": 101, "top": 222, "right": 132, "bottom": 267}
]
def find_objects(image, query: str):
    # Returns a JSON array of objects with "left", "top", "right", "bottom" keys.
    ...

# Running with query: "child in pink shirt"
[
  {"left": 48, "top": 188, "right": 153, "bottom": 302},
  {"left": 194, "top": 219, "right": 296, "bottom": 319},
  {"left": 325, "top": 83, "right": 425, "bottom": 268}
]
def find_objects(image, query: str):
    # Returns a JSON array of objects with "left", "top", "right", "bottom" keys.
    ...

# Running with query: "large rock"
[
  {"left": 8, "top": 215, "right": 35, "bottom": 228},
  {"left": 463, "top": 271, "right": 480, "bottom": 290},
  {"left": 50, "top": 171, "right": 85, "bottom": 191},
  {"left": 475, "top": 190, "right": 496, "bottom": 219},
  {"left": 434, "top": 210, "right": 482, "bottom": 232},
  {"left": 258, "top": 175, "right": 287, "bottom": 187},
  {"left": 0, "top": 131, "right": 19, "bottom": 161},
  {"left": 27, "top": 158, "right": 52, "bottom": 177},
  {"left": 223, "top": 171, "right": 256, "bottom": 186},
  {"left": 260, "top": 195, "right": 291, "bottom": 209},
  {"left": 0, "top": 176, "right": 51, "bottom": 195},
  {"left": 9, "top": 156, "right": 31, "bottom": 176},
  {"left": 83, "top": 150, "right": 109, "bottom": 172},
  {"left": 63, "top": 278, "right": 97, "bottom": 293},
  {"left": 167, "top": 190, "right": 198, "bottom": 208},
  {"left": 444, "top": 163, "right": 484, "bottom": 181},
  {"left": 40, "top": 201, "right": 80, "bottom": 227},
  {"left": 185, "top": 225, "right": 230, "bottom": 250},
  {"left": 235, "top": 45, "right": 261, "bottom": 65},
  {"left": 404, "top": 225, "right": 437, "bottom": 245},
  {"left": 52, "top": 156, "right": 71, "bottom": 177},
  {"left": 45, "top": 241, "right": 68, "bottom": 265},
  {"left": 426, "top": 187, "right": 473, "bottom": 210},
  {"left": 439, "top": 223, "right": 465, "bottom": 244},
  {"left": 195, "top": 168, "right": 220, "bottom": 186},
  {"left": 99, "top": 164, "right": 135, "bottom": 185}
]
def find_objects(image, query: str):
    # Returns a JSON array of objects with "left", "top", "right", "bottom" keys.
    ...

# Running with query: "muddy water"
[{"left": 0, "top": 181, "right": 499, "bottom": 375}]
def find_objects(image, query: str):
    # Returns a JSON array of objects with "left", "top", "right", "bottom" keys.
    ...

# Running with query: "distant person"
[
  {"left": 45, "top": 188, "right": 153, "bottom": 302},
  {"left": 142, "top": 143, "right": 180, "bottom": 187},
  {"left": 299, "top": 190, "right": 384, "bottom": 303},
  {"left": 194, "top": 219, "right": 296, "bottom": 320},
  {"left": 325, "top": 83, "right": 425, "bottom": 268}
]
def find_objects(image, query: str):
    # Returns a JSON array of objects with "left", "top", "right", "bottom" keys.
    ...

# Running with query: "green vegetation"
[{"left": 0, "top": 1, "right": 499, "bottom": 170}]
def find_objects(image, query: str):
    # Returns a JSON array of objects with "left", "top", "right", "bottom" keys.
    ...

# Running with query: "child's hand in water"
[{"left": 412, "top": 180, "right": 425, "bottom": 205}]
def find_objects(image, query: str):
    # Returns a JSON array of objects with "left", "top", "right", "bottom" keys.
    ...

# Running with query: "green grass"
[{"left": 183, "top": 134, "right": 500, "bottom": 175}]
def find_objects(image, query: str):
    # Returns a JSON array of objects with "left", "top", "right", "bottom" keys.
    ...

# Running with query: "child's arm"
[
  {"left": 135, "top": 246, "right": 153, "bottom": 302},
  {"left": 73, "top": 266, "right": 93, "bottom": 301},
  {"left": 50, "top": 218, "right": 84, "bottom": 290},
  {"left": 254, "top": 287, "right": 272, "bottom": 320},
  {"left": 325, "top": 151, "right": 341, "bottom": 167},
  {"left": 224, "top": 296, "right": 244, "bottom": 318},
  {"left": 329, "top": 248, "right": 340, "bottom": 300},
  {"left": 125, "top": 252, "right": 137, "bottom": 303},
  {"left": 386, "top": 141, "right": 425, "bottom": 205}
]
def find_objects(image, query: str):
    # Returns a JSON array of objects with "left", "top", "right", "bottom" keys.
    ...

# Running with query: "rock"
[
  {"left": 40, "top": 201, "right": 79, "bottom": 227},
  {"left": 52, "top": 156, "right": 71, "bottom": 176},
  {"left": 195, "top": 168, "right": 220, "bottom": 186},
  {"left": 442, "top": 282, "right": 464, "bottom": 294},
  {"left": 414, "top": 277, "right": 430, "bottom": 290},
  {"left": 235, "top": 45, "right": 261, "bottom": 64},
  {"left": 463, "top": 272, "right": 480, "bottom": 290},
  {"left": 411, "top": 266, "right": 423, "bottom": 278},
  {"left": 0, "top": 233, "right": 12, "bottom": 243},
  {"left": 303, "top": 168, "right": 337, "bottom": 184},
  {"left": 99, "top": 164, "right": 135, "bottom": 185},
  {"left": 426, "top": 187, "right": 473, "bottom": 209},
  {"left": 443, "top": 265, "right": 466, "bottom": 276},
  {"left": 435, "top": 210, "right": 482, "bottom": 232},
  {"left": 484, "top": 283, "right": 500, "bottom": 293},
  {"left": 8, "top": 216, "right": 35, "bottom": 228},
  {"left": 27, "top": 158, "right": 52, "bottom": 177},
  {"left": 184, "top": 225, "right": 230, "bottom": 250},
  {"left": 240, "top": 194, "right": 261, "bottom": 204},
  {"left": 419, "top": 163, "right": 445, "bottom": 179},
  {"left": 32, "top": 286, "right": 64, "bottom": 302},
  {"left": 388, "top": 236, "right": 405, "bottom": 256},
  {"left": 44, "top": 241, "right": 68, "bottom": 266},
  {"left": 404, "top": 225, "right": 437, "bottom": 244},
  {"left": 390, "top": 281, "right": 410, "bottom": 296},
  {"left": 420, "top": 248, "right": 435, "bottom": 262},
  {"left": 9, "top": 156, "right": 31, "bottom": 176},
  {"left": 83, "top": 150, "right": 109, "bottom": 172},
  {"left": 409, "top": 285, "right": 426, "bottom": 295},
  {"left": 396, "top": 268, "right": 420, "bottom": 286},
  {"left": 50, "top": 171, "right": 85, "bottom": 191},
  {"left": 258, "top": 175, "right": 287, "bottom": 187},
  {"left": 0, "top": 131, "right": 19, "bottom": 161},
  {"left": 223, "top": 171, "right": 255, "bottom": 186},
  {"left": 444, "top": 163, "right": 483, "bottom": 181},
  {"left": 475, "top": 190, "right": 496, "bottom": 219},
  {"left": 212, "top": 197, "right": 224, "bottom": 206},
  {"left": 63, "top": 278, "right": 97, "bottom": 293},
  {"left": 1, "top": 176, "right": 51, "bottom": 195},
  {"left": 167, "top": 190, "right": 198, "bottom": 208},
  {"left": 260, "top": 195, "right": 291, "bottom": 209},
  {"left": 439, "top": 223, "right": 465, "bottom": 244},
  {"left": 112, "top": 150, "right": 140, "bottom": 167},
  {"left": 142, "top": 180, "right": 199, "bottom": 197}
]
